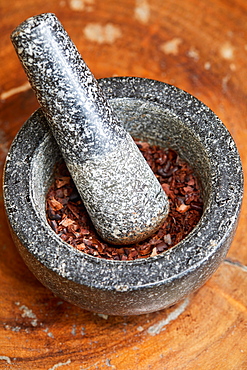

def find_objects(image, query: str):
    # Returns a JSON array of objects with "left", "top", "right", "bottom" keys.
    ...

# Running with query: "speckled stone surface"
[
  {"left": 10, "top": 13, "right": 169, "bottom": 244},
  {"left": 3, "top": 77, "right": 243, "bottom": 315}
]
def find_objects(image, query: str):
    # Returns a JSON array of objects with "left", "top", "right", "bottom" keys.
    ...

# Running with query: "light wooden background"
[{"left": 0, "top": 0, "right": 247, "bottom": 369}]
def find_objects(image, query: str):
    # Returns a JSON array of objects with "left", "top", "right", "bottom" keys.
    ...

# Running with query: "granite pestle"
[{"left": 10, "top": 13, "right": 169, "bottom": 245}]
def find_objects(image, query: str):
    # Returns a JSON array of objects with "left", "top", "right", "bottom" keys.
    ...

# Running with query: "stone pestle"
[{"left": 11, "top": 13, "right": 169, "bottom": 245}]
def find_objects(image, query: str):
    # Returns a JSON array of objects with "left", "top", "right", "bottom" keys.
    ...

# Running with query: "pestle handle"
[
  {"left": 11, "top": 13, "right": 123, "bottom": 160},
  {"left": 11, "top": 13, "right": 169, "bottom": 245}
]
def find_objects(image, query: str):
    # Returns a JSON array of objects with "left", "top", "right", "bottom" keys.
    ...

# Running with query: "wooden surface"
[{"left": 1, "top": 0, "right": 247, "bottom": 369}]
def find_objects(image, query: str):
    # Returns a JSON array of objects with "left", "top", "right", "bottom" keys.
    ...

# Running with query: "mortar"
[{"left": 3, "top": 77, "right": 243, "bottom": 315}]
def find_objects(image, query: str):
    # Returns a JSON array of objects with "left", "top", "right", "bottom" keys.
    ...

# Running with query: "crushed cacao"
[{"left": 46, "top": 140, "right": 203, "bottom": 260}]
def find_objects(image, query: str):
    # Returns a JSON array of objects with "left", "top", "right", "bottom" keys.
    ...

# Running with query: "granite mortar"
[{"left": 3, "top": 77, "right": 243, "bottom": 315}]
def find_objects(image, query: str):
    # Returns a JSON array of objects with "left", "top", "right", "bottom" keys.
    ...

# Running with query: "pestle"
[{"left": 11, "top": 13, "right": 169, "bottom": 245}]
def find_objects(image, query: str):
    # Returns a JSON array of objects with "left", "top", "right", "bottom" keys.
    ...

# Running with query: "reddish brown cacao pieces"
[{"left": 46, "top": 140, "right": 203, "bottom": 260}]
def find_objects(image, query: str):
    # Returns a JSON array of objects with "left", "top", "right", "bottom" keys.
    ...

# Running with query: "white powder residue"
[
  {"left": 137, "top": 325, "right": 144, "bottom": 332},
  {"left": 204, "top": 61, "right": 211, "bottom": 70},
  {"left": 220, "top": 41, "right": 234, "bottom": 60},
  {"left": 17, "top": 303, "right": 38, "bottom": 327},
  {"left": 97, "top": 313, "right": 109, "bottom": 320},
  {"left": 0, "top": 356, "right": 11, "bottom": 364},
  {"left": 187, "top": 47, "right": 200, "bottom": 61},
  {"left": 147, "top": 297, "right": 190, "bottom": 336},
  {"left": 1, "top": 82, "right": 30, "bottom": 100},
  {"left": 48, "top": 359, "right": 71, "bottom": 370},
  {"left": 84, "top": 23, "right": 122, "bottom": 44},
  {"left": 43, "top": 327, "right": 55, "bottom": 338},
  {"left": 134, "top": 0, "right": 150, "bottom": 24},
  {"left": 222, "top": 74, "right": 231, "bottom": 92},
  {"left": 160, "top": 38, "right": 183, "bottom": 56},
  {"left": 69, "top": 0, "right": 94, "bottom": 11}
]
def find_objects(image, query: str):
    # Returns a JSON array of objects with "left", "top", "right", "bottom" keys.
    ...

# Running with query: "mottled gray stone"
[
  {"left": 10, "top": 13, "right": 168, "bottom": 244},
  {"left": 3, "top": 77, "right": 243, "bottom": 316}
]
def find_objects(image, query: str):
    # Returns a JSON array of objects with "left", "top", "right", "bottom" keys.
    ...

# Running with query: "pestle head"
[{"left": 11, "top": 13, "right": 169, "bottom": 245}]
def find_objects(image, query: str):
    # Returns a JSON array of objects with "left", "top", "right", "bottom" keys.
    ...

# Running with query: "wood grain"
[{"left": 0, "top": 0, "right": 247, "bottom": 369}]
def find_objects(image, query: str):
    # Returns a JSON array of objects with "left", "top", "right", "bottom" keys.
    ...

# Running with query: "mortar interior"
[{"left": 31, "top": 97, "right": 211, "bottom": 248}]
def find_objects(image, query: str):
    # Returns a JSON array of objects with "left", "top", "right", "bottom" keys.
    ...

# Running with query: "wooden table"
[{"left": 1, "top": 1, "right": 247, "bottom": 369}]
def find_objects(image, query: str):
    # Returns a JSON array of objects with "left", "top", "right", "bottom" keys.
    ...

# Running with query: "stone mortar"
[{"left": 3, "top": 77, "right": 243, "bottom": 315}]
